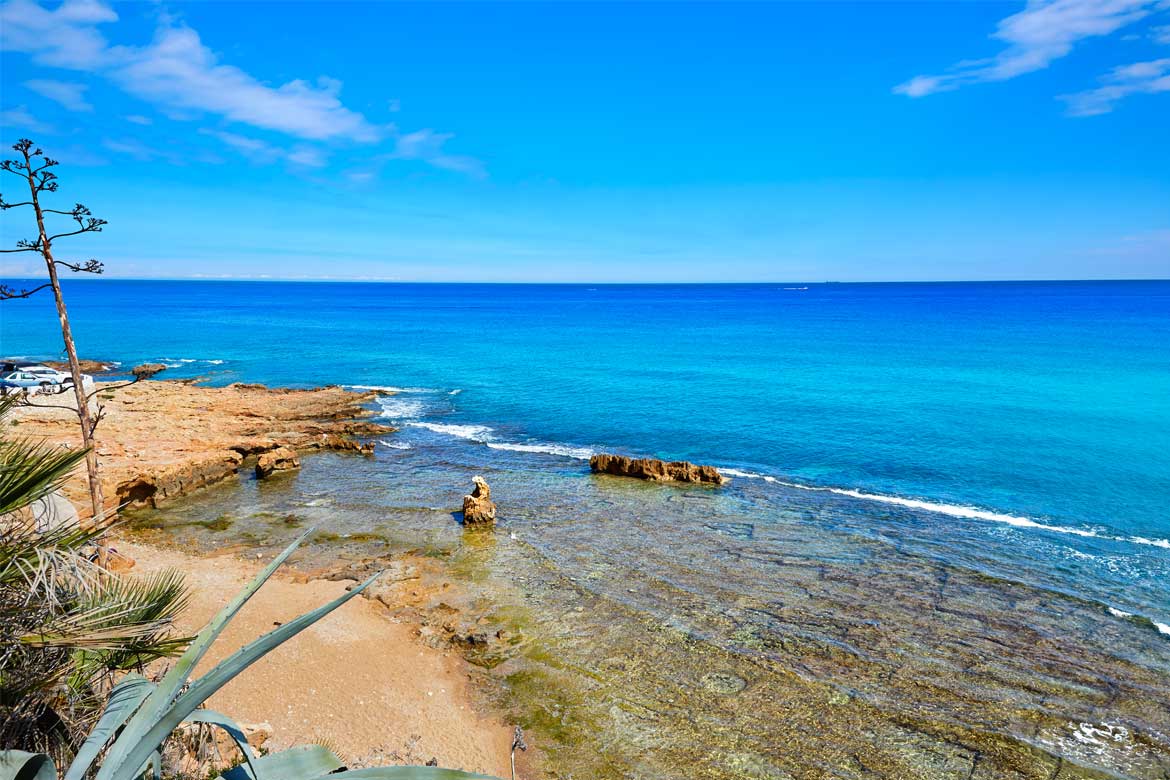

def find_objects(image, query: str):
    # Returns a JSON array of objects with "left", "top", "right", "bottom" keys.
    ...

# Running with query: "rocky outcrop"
[
  {"left": 116, "top": 451, "right": 245, "bottom": 509},
  {"left": 461, "top": 476, "right": 497, "bottom": 526},
  {"left": 46, "top": 359, "right": 115, "bottom": 375},
  {"left": 589, "top": 453, "right": 725, "bottom": 485},
  {"left": 306, "top": 433, "right": 376, "bottom": 456},
  {"left": 255, "top": 447, "right": 300, "bottom": 478},
  {"left": 13, "top": 379, "right": 388, "bottom": 517},
  {"left": 131, "top": 363, "right": 168, "bottom": 379}
]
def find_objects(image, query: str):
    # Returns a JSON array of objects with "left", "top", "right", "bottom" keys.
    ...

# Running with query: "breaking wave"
[
  {"left": 486, "top": 441, "right": 594, "bottom": 460},
  {"left": 717, "top": 468, "right": 1170, "bottom": 551},
  {"left": 407, "top": 421, "right": 494, "bottom": 441}
]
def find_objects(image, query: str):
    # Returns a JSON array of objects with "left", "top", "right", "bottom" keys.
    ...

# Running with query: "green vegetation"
[
  {"left": 1, "top": 396, "right": 501, "bottom": 778},
  {"left": 0, "top": 395, "right": 189, "bottom": 762},
  {"left": 2, "top": 530, "right": 499, "bottom": 780}
]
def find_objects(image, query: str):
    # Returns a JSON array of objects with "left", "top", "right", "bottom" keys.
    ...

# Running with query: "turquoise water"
[
  {"left": 3, "top": 279, "right": 1169, "bottom": 616},
  {"left": 7, "top": 278, "right": 1170, "bottom": 776}
]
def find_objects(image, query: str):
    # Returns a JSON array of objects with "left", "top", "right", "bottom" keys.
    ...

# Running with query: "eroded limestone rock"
[
  {"left": 462, "top": 475, "right": 497, "bottom": 526},
  {"left": 255, "top": 447, "right": 300, "bottom": 478},
  {"left": 589, "top": 453, "right": 725, "bottom": 485}
]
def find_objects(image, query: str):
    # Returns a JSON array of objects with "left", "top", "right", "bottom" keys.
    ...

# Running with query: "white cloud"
[
  {"left": 1060, "top": 56, "right": 1170, "bottom": 113},
  {"left": 109, "top": 25, "right": 381, "bottom": 142},
  {"left": 0, "top": 0, "right": 379, "bottom": 143},
  {"left": 390, "top": 129, "right": 485, "bottom": 177},
  {"left": 1153, "top": 23, "right": 1170, "bottom": 42},
  {"left": 1, "top": 0, "right": 483, "bottom": 175},
  {"left": 125, "top": 114, "right": 152, "bottom": 125},
  {"left": 0, "top": 105, "right": 56, "bottom": 134},
  {"left": 0, "top": 0, "right": 117, "bottom": 69},
  {"left": 895, "top": 0, "right": 1163, "bottom": 96},
  {"left": 24, "top": 78, "right": 92, "bottom": 111}
]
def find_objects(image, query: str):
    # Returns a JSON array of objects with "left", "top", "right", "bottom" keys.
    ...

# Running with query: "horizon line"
[{"left": 2, "top": 276, "right": 1168, "bottom": 286}]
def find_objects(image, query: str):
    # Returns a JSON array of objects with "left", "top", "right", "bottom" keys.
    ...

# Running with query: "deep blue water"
[{"left": 3, "top": 279, "right": 1169, "bottom": 622}]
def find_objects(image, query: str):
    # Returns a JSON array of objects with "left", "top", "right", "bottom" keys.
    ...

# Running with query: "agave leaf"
[
  {"left": 182, "top": 709, "right": 258, "bottom": 778},
  {"left": 96, "top": 530, "right": 314, "bottom": 780},
  {"left": 100, "top": 569, "right": 378, "bottom": 780},
  {"left": 0, "top": 750, "right": 57, "bottom": 780},
  {"left": 63, "top": 674, "right": 155, "bottom": 780},
  {"left": 219, "top": 745, "right": 344, "bottom": 780},
  {"left": 321, "top": 769, "right": 501, "bottom": 779}
]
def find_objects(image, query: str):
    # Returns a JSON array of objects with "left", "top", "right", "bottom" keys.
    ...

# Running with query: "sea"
[{"left": 3, "top": 279, "right": 1169, "bottom": 778}]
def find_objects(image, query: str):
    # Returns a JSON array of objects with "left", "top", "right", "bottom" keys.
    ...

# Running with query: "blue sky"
[{"left": 1, "top": 0, "right": 1168, "bottom": 282}]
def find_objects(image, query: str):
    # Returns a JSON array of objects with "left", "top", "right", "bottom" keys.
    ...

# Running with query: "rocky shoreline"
[
  {"left": 11, "top": 378, "right": 392, "bottom": 516},
  {"left": 11, "top": 376, "right": 522, "bottom": 775}
]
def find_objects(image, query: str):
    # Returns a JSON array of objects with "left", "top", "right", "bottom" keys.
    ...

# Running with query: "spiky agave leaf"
[
  {"left": 0, "top": 397, "right": 190, "bottom": 759},
  {"left": 88, "top": 530, "right": 315, "bottom": 780},
  {"left": 96, "top": 568, "right": 381, "bottom": 780}
]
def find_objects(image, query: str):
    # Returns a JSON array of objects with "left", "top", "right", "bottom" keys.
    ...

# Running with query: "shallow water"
[
  {"left": 9, "top": 279, "right": 1170, "bottom": 776},
  {"left": 127, "top": 442, "right": 1170, "bottom": 779}
]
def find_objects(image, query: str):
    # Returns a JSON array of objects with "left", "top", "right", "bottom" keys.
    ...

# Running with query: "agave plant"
[
  {"left": 1, "top": 529, "right": 500, "bottom": 780},
  {"left": 0, "top": 395, "right": 188, "bottom": 760}
]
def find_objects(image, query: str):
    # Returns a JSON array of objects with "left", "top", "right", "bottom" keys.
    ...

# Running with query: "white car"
[
  {"left": 0, "top": 366, "right": 94, "bottom": 395},
  {"left": 22, "top": 366, "right": 73, "bottom": 384}
]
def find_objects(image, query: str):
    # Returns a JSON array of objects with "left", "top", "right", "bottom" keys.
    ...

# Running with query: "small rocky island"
[{"left": 589, "top": 454, "right": 725, "bottom": 485}]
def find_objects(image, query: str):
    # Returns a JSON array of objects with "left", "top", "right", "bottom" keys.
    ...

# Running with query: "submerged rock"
[
  {"left": 590, "top": 453, "right": 725, "bottom": 485},
  {"left": 255, "top": 446, "right": 300, "bottom": 478},
  {"left": 462, "top": 475, "right": 497, "bottom": 526},
  {"left": 308, "top": 433, "right": 375, "bottom": 456}
]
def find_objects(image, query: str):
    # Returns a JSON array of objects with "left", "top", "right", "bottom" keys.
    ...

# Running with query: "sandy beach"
[{"left": 10, "top": 377, "right": 519, "bottom": 777}]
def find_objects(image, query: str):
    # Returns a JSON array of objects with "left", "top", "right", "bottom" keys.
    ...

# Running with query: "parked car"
[
  {"left": 1, "top": 370, "right": 62, "bottom": 395},
  {"left": 21, "top": 365, "right": 73, "bottom": 384},
  {"left": 0, "top": 367, "right": 93, "bottom": 395}
]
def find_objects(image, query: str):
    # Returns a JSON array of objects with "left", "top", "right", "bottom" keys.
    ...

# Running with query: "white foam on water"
[
  {"left": 1130, "top": 536, "right": 1170, "bottom": 549},
  {"left": 1156, "top": 622, "right": 1170, "bottom": 636},
  {"left": 347, "top": 384, "right": 439, "bottom": 393},
  {"left": 1107, "top": 607, "right": 1133, "bottom": 618},
  {"left": 407, "top": 421, "right": 494, "bottom": 441},
  {"left": 712, "top": 467, "right": 1170, "bottom": 551},
  {"left": 374, "top": 395, "right": 425, "bottom": 419},
  {"left": 449, "top": 389, "right": 463, "bottom": 395},
  {"left": 156, "top": 357, "right": 224, "bottom": 367},
  {"left": 486, "top": 441, "right": 594, "bottom": 460},
  {"left": 719, "top": 468, "right": 777, "bottom": 483},
  {"left": 378, "top": 439, "right": 412, "bottom": 450}
]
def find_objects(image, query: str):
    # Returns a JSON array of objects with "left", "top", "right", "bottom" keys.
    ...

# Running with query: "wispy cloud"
[
  {"left": 1, "top": 0, "right": 484, "bottom": 176},
  {"left": 0, "top": 105, "right": 56, "bottom": 134},
  {"left": 1060, "top": 56, "right": 1170, "bottom": 114},
  {"left": 24, "top": 78, "right": 92, "bottom": 111},
  {"left": 0, "top": 0, "right": 117, "bottom": 69},
  {"left": 109, "top": 26, "right": 381, "bottom": 142},
  {"left": 390, "top": 129, "right": 486, "bottom": 178},
  {"left": 895, "top": 0, "right": 1163, "bottom": 97},
  {"left": 125, "top": 114, "right": 152, "bottom": 125},
  {"left": 198, "top": 128, "right": 328, "bottom": 168},
  {"left": 1, "top": 0, "right": 378, "bottom": 142}
]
